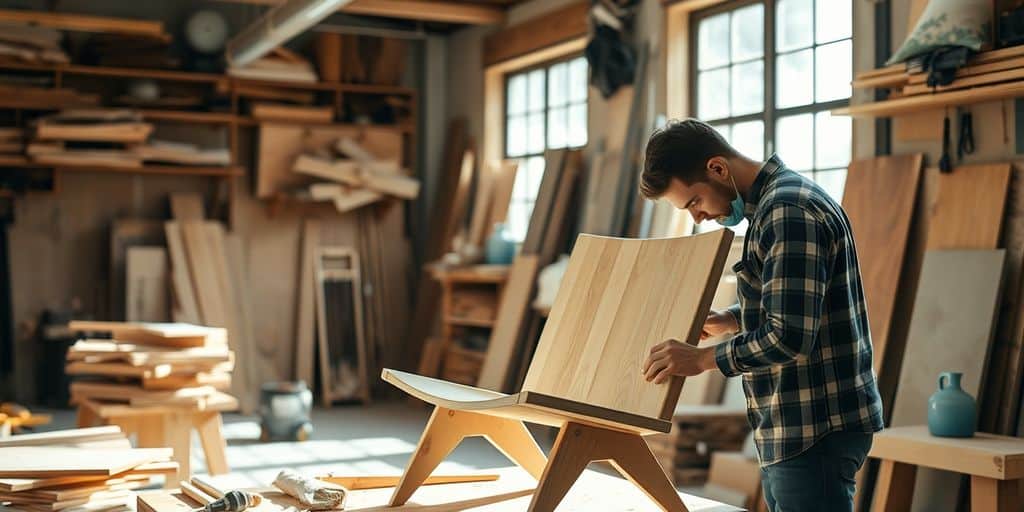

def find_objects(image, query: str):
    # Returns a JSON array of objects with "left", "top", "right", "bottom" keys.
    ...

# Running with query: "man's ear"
[{"left": 706, "top": 156, "right": 730, "bottom": 183}]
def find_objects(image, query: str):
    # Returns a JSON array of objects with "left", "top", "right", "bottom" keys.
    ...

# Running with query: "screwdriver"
[{"left": 192, "top": 490, "right": 263, "bottom": 512}]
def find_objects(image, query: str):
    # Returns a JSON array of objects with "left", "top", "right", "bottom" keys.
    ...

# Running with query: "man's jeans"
[{"left": 760, "top": 431, "right": 874, "bottom": 512}]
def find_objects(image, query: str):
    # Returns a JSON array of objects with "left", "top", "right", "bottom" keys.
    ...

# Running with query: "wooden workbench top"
[
  {"left": 869, "top": 425, "right": 1024, "bottom": 480},
  {"left": 138, "top": 467, "right": 743, "bottom": 511}
]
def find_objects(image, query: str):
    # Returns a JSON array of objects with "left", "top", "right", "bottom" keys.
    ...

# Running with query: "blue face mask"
[{"left": 715, "top": 175, "right": 745, "bottom": 227}]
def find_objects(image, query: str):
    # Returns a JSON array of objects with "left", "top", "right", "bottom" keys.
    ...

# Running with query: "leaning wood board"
[
  {"left": 293, "top": 219, "right": 319, "bottom": 388},
  {"left": 255, "top": 123, "right": 403, "bottom": 198},
  {"left": 925, "top": 164, "right": 1012, "bottom": 250},
  {"left": 0, "top": 447, "right": 171, "bottom": 477},
  {"left": 890, "top": 249, "right": 1006, "bottom": 512},
  {"left": 475, "top": 254, "right": 541, "bottom": 392},
  {"left": 520, "top": 149, "right": 566, "bottom": 255},
  {"left": 125, "top": 246, "right": 169, "bottom": 322},
  {"left": 0, "top": 426, "right": 122, "bottom": 448},
  {"left": 841, "top": 154, "right": 922, "bottom": 396},
  {"left": 164, "top": 223, "right": 201, "bottom": 324}
]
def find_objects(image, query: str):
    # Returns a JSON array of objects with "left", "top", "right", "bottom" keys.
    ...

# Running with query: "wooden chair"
[{"left": 383, "top": 231, "right": 734, "bottom": 512}]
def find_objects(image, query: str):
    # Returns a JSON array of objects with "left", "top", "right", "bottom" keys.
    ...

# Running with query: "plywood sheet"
[
  {"left": 476, "top": 254, "right": 540, "bottom": 392},
  {"left": 842, "top": 155, "right": 922, "bottom": 379},
  {"left": 891, "top": 250, "right": 1006, "bottom": 512},
  {"left": 164, "top": 223, "right": 200, "bottom": 324},
  {"left": 523, "top": 230, "right": 733, "bottom": 421},
  {"left": 110, "top": 220, "right": 164, "bottom": 322},
  {"left": 125, "top": 247, "right": 169, "bottom": 322},
  {"left": 521, "top": 149, "right": 565, "bottom": 254},
  {"left": 925, "top": 164, "right": 1012, "bottom": 250},
  {"left": 294, "top": 219, "right": 319, "bottom": 388},
  {"left": 0, "top": 447, "right": 171, "bottom": 477}
]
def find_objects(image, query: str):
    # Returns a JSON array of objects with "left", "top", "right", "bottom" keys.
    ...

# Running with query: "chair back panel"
[{"left": 521, "top": 230, "right": 733, "bottom": 420}]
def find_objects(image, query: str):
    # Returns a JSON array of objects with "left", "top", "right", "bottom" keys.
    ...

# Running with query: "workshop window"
[
  {"left": 692, "top": 0, "right": 852, "bottom": 206},
  {"left": 504, "top": 55, "right": 588, "bottom": 242}
]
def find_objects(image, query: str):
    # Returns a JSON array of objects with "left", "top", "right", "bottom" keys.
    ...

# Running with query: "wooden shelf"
[
  {"left": 833, "top": 80, "right": 1024, "bottom": 118},
  {"left": 229, "top": 77, "right": 336, "bottom": 91},
  {"left": 445, "top": 316, "right": 495, "bottom": 328},
  {"left": 0, "top": 155, "right": 241, "bottom": 177},
  {"left": 138, "top": 110, "right": 236, "bottom": 124}
]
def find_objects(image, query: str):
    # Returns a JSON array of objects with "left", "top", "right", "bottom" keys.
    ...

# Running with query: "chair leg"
[
  {"left": 527, "top": 422, "right": 688, "bottom": 512},
  {"left": 390, "top": 407, "right": 548, "bottom": 506},
  {"left": 194, "top": 411, "right": 229, "bottom": 475}
]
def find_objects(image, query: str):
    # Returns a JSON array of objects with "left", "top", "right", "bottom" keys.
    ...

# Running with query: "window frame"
[
  {"left": 502, "top": 52, "right": 589, "bottom": 160},
  {"left": 688, "top": 0, "right": 851, "bottom": 181}
]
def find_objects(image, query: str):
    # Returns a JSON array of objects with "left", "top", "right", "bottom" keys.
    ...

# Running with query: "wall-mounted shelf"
[
  {"left": 833, "top": 80, "right": 1024, "bottom": 118},
  {"left": 0, "top": 155, "right": 241, "bottom": 177}
]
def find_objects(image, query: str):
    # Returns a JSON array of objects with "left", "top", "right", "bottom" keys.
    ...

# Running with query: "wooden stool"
[
  {"left": 870, "top": 426, "right": 1024, "bottom": 511},
  {"left": 76, "top": 395, "right": 236, "bottom": 483}
]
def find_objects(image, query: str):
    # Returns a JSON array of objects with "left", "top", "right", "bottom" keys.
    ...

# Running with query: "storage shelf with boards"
[
  {"left": 425, "top": 264, "right": 510, "bottom": 386},
  {"left": 0, "top": 155, "right": 242, "bottom": 177}
]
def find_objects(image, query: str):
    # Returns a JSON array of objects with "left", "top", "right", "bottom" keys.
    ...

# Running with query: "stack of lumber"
[
  {"left": 644, "top": 405, "right": 750, "bottom": 487},
  {"left": 30, "top": 109, "right": 153, "bottom": 169},
  {"left": 0, "top": 84, "right": 97, "bottom": 110},
  {"left": 0, "top": 426, "right": 179, "bottom": 512},
  {"left": 131, "top": 141, "right": 231, "bottom": 166},
  {"left": 0, "top": 127, "right": 24, "bottom": 155},
  {"left": 292, "top": 136, "right": 420, "bottom": 213},
  {"left": 228, "top": 48, "right": 318, "bottom": 83},
  {"left": 65, "top": 321, "right": 236, "bottom": 411},
  {"left": 0, "top": 21, "right": 68, "bottom": 64}
]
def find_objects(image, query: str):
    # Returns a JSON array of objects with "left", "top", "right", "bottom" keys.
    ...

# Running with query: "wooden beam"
[
  {"left": 215, "top": 0, "right": 505, "bottom": 25},
  {"left": 0, "top": 9, "right": 167, "bottom": 40},
  {"left": 483, "top": 1, "right": 589, "bottom": 67}
]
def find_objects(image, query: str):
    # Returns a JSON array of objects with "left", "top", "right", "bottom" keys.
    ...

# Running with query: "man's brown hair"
[{"left": 640, "top": 118, "right": 740, "bottom": 199}]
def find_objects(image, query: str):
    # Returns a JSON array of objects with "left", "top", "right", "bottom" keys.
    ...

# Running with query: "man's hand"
[
  {"left": 702, "top": 309, "right": 740, "bottom": 340},
  {"left": 642, "top": 339, "right": 718, "bottom": 384}
]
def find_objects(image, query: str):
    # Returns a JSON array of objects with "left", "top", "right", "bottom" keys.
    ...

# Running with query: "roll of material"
[{"left": 273, "top": 469, "right": 347, "bottom": 510}]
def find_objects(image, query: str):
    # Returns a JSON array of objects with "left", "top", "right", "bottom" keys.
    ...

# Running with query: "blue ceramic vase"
[
  {"left": 927, "top": 372, "right": 976, "bottom": 438},
  {"left": 485, "top": 223, "right": 516, "bottom": 264}
]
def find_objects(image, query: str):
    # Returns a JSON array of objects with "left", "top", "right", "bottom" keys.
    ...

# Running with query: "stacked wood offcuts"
[
  {"left": 0, "top": 127, "right": 24, "bottom": 156},
  {"left": 292, "top": 136, "right": 420, "bottom": 213},
  {"left": 228, "top": 48, "right": 318, "bottom": 83},
  {"left": 65, "top": 321, "right": 237, "bottom": 411},
  {"left": 644, "top": 405, "right": 750, "bottom": 487},
  {"left": 0, "top": 426, "right": 179, "bottom": 512},
  {"left": 0, "top": 21, "right": 69, "bottom": 64}
]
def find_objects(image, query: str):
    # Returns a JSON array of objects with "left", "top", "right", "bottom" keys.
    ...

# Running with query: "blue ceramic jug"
[
  {"left": 485, "top": 223, "right": 516, "bottom": 264},
  {"left": 927, "top": 372, "right": 976, "bottom": 437}
]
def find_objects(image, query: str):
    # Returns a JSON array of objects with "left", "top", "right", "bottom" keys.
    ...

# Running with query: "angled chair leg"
[
  {"left": 527, "top": 422, "right": 688, "bottom": 512},
  {"left": 390, "top": 407, "right": 548, "bottom": 506}
]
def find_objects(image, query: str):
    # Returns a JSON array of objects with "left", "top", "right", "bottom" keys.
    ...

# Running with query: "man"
[{"left": 639, "top": 119, "right": 883, "bottom": 512}]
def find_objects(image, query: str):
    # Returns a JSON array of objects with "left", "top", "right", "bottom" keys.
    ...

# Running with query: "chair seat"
[{"left": 383, "top": 369, "right": 670, "bottom": 434}]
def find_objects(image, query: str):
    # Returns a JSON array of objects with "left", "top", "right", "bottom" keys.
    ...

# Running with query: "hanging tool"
[
  {"left": 191, "top": 490, "right": 262, "bottom": 512},
  {"left": 957, "top": 108, "right": 975, "bottom": 161},
  {"left": 939, "top": 108, "right": 953, "bottom": 173}
]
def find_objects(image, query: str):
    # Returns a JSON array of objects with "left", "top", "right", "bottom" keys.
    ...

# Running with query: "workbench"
[
  {"left": 869, "top": 425, "right": 1024, "bottom": 511},
  {"left": 137, "top": 467, "right": 743, "bottom": 511}
]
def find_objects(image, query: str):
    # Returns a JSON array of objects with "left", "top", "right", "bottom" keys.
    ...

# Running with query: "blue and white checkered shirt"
[{"left": 714, "top": 154, "right": 884, "bottom": 466}]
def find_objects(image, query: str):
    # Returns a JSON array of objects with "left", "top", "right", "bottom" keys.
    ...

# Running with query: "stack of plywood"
[
  {"left": 30, "top": 109, "right": 153, "bottom": 169},
  {"left": 0, "top": 426, "right": 179, "bottom": 512},
  {"left": 292, "top": 136, "right": 420, "bottom": 213},
  {"left": 228, "top": 48, "right": 318, "bottom": 83},
  {"left": 644, "top": 405, "right": 750, "bottom": 487},
  {"left": 0, "top": 21, "right": 69, "bottom": 64},
  {"left": 853, "top": 45, "right": 1024, "bottom": 99},
  {"left": 65, "top": 321, "right": 236, "bottom": 411}
]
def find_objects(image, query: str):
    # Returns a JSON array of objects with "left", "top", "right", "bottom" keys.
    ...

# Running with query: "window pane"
[
  {"left": 698, "top": 68, "right": 730, "bottom": 120},
  {"left": 549, "top": 62, "right": 567, "bottom": 107},
  {"left": 568, "top": 102, "right": 587, "bottom": 147},
  {"left": 731, "top": 60, "right": 764, "bottom": 116},
  {"left": 507, "top": 201, "right": 529, "bottom": 241},
  {"left": 508, "top": 74, "right": 527, "bottom": 116},
  {"left": 548, "top": 106, "right": 567, "bottom": 149},
  {"left": 507, "top": 115, "right": 526, "bottom": 157},
  {"left": 698, "top": 13, "right": 730, "bottom": 70},
  {"left": 527, "top": 111, "right": 545, "bottom": 154},
  {"left": 568, "top": 57, "right": 588, "bottom": 102},
  {"left": 815, "top": 111, "right": 851, "bottom": 169},
  {"left": 816, "top": 40, "right": 852, "bottom": 102},
  {"left": 815, "top": 168, "right": 847, "bottom": 201},
  {"left": 816, "top": 0, "right": 852, "bottom": 44},
  {"left": 528, "top": 69, "right": 545, "bottom": 112},
  {"left": 776, "top": 113, "right": 814, "bottom": 171},
  {"left": 732, "top": 4, "right": 764, "bottom": 61},
  {"left": 711, "top": 123, "right": 731, "bottom": 143},
  {"left": 776, "top": 49, "right": 813, "bottom": 108},
  {"left": 732, "top": 120, "right": 765, "bottom": 161},
  {"left": 777, "top": 0, "right": 813, "bottom": 52}
]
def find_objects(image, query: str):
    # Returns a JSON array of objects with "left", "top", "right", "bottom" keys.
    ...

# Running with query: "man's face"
[{"left": 661, "top": 165, "right": 736, "bottom": 224}]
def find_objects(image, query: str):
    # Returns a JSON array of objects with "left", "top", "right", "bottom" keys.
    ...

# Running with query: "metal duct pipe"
[{"left": 226, "top": 0, "right": 353, "bottom": 67}]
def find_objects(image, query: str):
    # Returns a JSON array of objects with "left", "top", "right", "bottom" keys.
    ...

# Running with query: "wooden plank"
[
  {"left": 842, "top": 155, "right": 922, "bottom": 406},
  {"left": 482, "top": 1, "right": 588, "bottom": 66},
  {"left": 890, "top": 250, "right": 1006, "bottom": 512},
  {"left": 65, "top": 361, "right": 170, "bottom": 379},
  {"left": 0, "top": 447, "right": 170, "bottom": 478},
  {"left": 293, "top": 154, "right": 419, "bottom": 199},
  {"left": 141, "top": 371, "right": 230, "bottom": 391},
  {"left": 833, "top": 80, "right": 1024, "bottom": 118},
  {"left": 208, "top": 225, "right": 255, "bottom": 413},
  {"left": 230, "top": 83, "right": 313, "bottom": 104},
  {"left": 251, "top": 103, "right": 333, "bottom": 124},
  {"left": 180, "top": 222, "right": 229, "bottom": 327},
  {"left": 125, "top": 247, "right": 169, "bottom": 322},
  {"left": 447, "top": 145, "right": 477, "bottom": 249},
  {"left": 475, "top": 255, "right": 541, "bottom": 392},
  {"left": 0, "top": 426, "right": 122, "bottom": 448},
  {"left": 488, "top": 160, "right": 519, "bottom": 233},
  {"left": 0, "top": 9, "right": 167, "bottom": 40},
  {"left": 169, "top": 194, "right": 204, "bottom": 221},
  {"left": 925, "top": 164, "right": 1012, "bottom": 249},
  {"left": 318, "top": 474, "right": 498, "bottom": 490},
  {"left": 538, "top": 150, "right": 581, "bottom": 265},
  {"left": 467, "top": 161, "right": 496, "bottom": 250},
  {"left": 903, "top": 66, "right": 1024, "bottom": 96},
  {"left": 164, "top": 223, "right": 201, "bottom": 324},
  {"left": 906, "top": 55, "right": 1024, "bottom": 86},
  {"left": 70, "top": 381, "right": 216, "bottom": 406},
  {"left": 870, "top": 426, "right": 1024, "bottom": 481},
  {"left": 294, "top": 219, "right": 319, "bottom": 388},
  {"left": 36, "top": 122, "right": 153, "bottom": 143},
  {"left": 110, "top": 220, "right": 164, "bottom": 322},
  {"left": 521, "top": 150, "right": 566, "bottom": 254}
]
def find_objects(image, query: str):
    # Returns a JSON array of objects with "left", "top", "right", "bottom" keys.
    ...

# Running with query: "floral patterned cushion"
[{"left": 887, "top": 0, "right": 991, "bottom": 65}]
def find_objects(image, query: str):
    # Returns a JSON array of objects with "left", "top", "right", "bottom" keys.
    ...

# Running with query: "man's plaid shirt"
[{"left": 714, "top": 154, "right": 884, "bottom": 466}]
